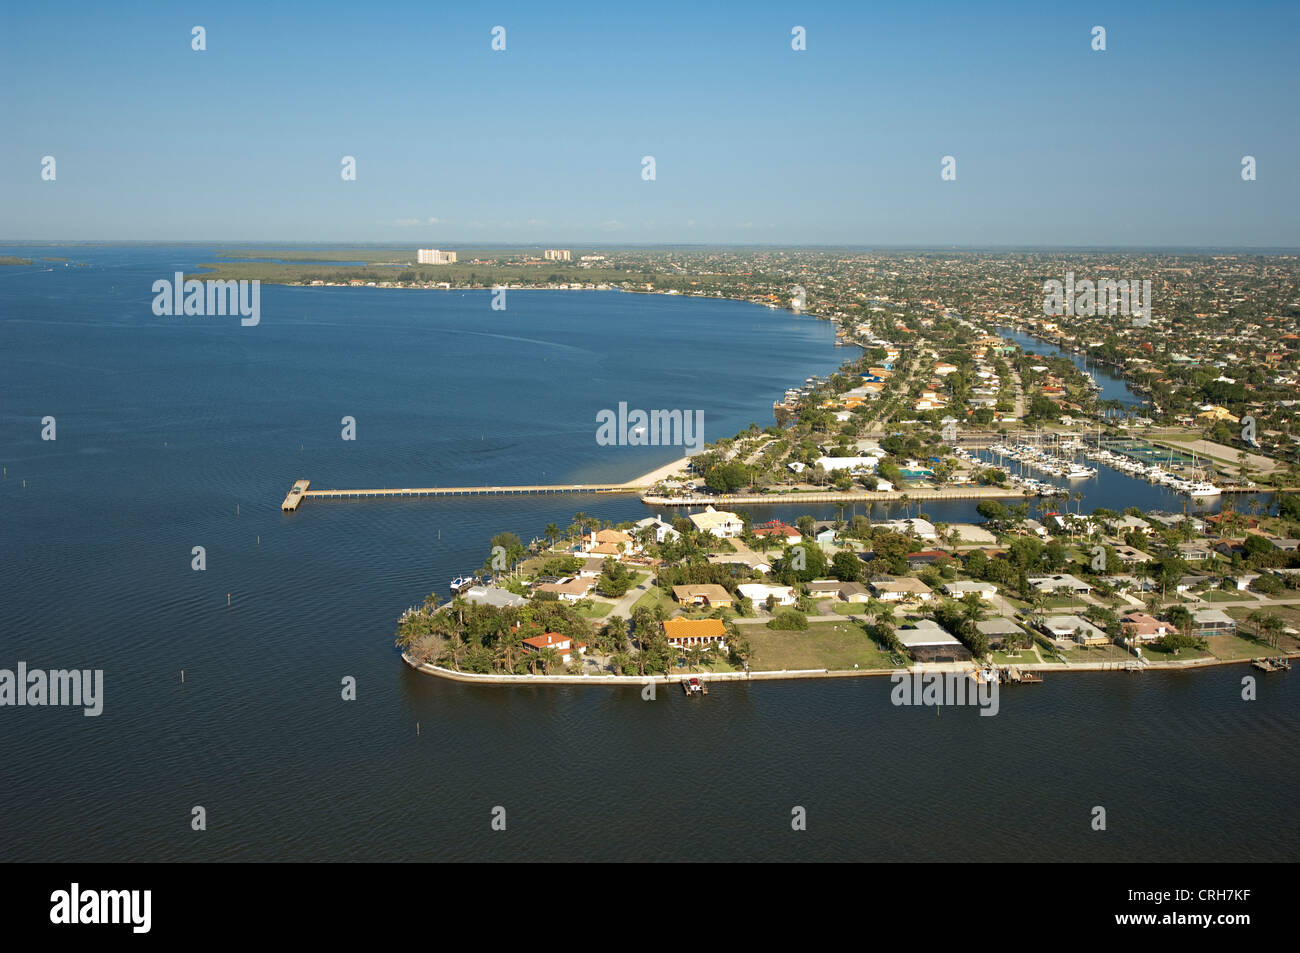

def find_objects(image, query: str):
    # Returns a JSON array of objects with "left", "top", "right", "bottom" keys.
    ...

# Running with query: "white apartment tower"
[{"left": 417, "top": 249, "right": 457, "bottom": 264}]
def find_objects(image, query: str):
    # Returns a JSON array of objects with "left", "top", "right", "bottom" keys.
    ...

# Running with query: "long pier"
[
  {"left": 281, "top": 479, "right": 1043, "bottom": 511},
  {"left": 282, "top": 480, "right": 646, "bottom": 510}
]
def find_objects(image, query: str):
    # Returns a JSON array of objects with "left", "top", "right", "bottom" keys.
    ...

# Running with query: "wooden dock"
[
  {"left": 282, "top": 479, "right": 645, "bottom": 510},
  {"left": 281, "top": 479, "right": 310, "bottom": 511}
]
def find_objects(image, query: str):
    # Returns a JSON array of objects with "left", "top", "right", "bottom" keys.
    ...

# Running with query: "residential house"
[
  {"left": 521, "top": 631, "right": 587, "bottom": 659},
  {"left": 1021, "top": 519, "right": 1049, "bottom": 539},
  {"left": 906, "top": 550, "right": 951, "bottom": 570},
  {"left": 1176, "top": 541, "right": 1214, "bottom": 562},
  {"left": 869, "top": 576, "right": 934, "bottom": 602},
  {"left": 688, "top": 506, "right": 744, "bottom": 538},
  {"left": 1041, "top": 615, "right": 1109, "bottom": 646},
  {"left": 1112, "top": 545, "right": 1153, "bottom": 565},
  {"left": 634, "top": 514, "right": 680, "bottom": 544},
  {"left": 671, "top": 584, "right": 734, "bottom": 609},
  {"left": 736, "top": 583, "right": 797, "bottom": 607},
  {"left": 880, "top": 518, "right": 938, "bottom": 540},
  {"left": 1191, "top": 608, "right": 1237, "bottom": 637},
  {"left": 463, "top": 585, "right": 527, "bottom": 609},
  {"left": 585, "top": 528, "right": 637, "bottom": 558},
  {"left": 662, "top": 618, "right": 728, "bottom": 649},
  {"left": 1027, "top": 574, "right": 1093, "bottom": 595},
  {"left": 976, "top": 616, "right": 1025, "bottom": 648},
  {"left": 534, "top": 577, "right": 595, "bottom": 602},
  {"left": 811, "top": 522, "right": 838, "bottom": 546},
  {"left": 753, "top": 520, "right": 803, "bottom": 545},
  {"left": 896, "top": 619, "right": 971, "bottom": 663},
  {"left": 1121, "top": 612, "right": 1169, "bottom": 643},
  {"left": 941, "top": 580, "right": 998, "bottom": 601}
]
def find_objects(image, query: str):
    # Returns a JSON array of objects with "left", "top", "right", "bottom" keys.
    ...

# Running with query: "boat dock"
[
  {"left": 281, "top": 479, "right": 644, "bottom": 510},
  {"left": 281, "top": 480, "right": 310, "bottom": 511}
]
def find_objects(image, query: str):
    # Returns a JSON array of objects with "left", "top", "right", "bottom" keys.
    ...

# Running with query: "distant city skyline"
[{"left": 3, "top": 0, "right": 1298, "bottom": 246}]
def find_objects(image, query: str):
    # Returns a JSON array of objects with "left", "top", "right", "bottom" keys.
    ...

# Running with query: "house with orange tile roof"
[
  {"left": 584, "top": 528, "right": 638, "bottom": 557},
  {"left": 662, "top": 617, "right": 728, "bottom": 649},
  {"left": 521, "top": 631, "right": 587, "bottom": 659}
]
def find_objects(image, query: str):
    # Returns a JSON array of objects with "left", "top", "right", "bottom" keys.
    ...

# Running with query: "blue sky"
[{"left": 2, "top": 0, "right": 1297, "bottom": 246}]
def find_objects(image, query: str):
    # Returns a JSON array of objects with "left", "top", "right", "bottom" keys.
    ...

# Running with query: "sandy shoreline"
[{"left": 621, "top": 455, "right": 694, "bottom": 488}]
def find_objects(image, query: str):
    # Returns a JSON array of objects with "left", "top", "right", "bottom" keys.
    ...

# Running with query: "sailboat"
[{"left": 1186, "top": 450, "right": 1221, "bottom": 497}]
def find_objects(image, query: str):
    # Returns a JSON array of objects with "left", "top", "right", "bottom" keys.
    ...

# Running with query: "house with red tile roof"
[
  {"left": 520, "top": 631, "right": 587, "bottom": 659},
  {"left": 752, "top": 520, "right": 802, "bottom": 545}
]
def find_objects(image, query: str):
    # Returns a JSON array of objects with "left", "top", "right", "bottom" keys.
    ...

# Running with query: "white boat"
[
  {"left": 449, "top": 575, "right": 476, "bottom": 594},
  {"left": 1187, "top": 482, "right": 1222, "bottom": 497}
]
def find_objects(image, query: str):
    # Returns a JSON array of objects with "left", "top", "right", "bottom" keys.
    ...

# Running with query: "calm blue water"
[
  {"left": 997, "top": 325, "right": 1143, "bottom": 407},
  {"left": 1, "top": 246, "right": 1295, "bottom": 862}
]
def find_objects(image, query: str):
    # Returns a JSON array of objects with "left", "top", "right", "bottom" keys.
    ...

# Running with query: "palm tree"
[
  {"left": 571, "top": 512, "right": 589, "bottom": 541},
  {"left": 959, "top": 592, "right": 987, "bottom": 632},
  {"left": 544, "top": 523, "right": 559, "bottom": 548},
  {"left": 443, "top": 633, "right": 467, "bottom": 671},
  {"left": 538, "top": 646, "right": 562, "bottom": 675},
  {"left": 495, "top": 630, "right": 522, "bottom": 673}
]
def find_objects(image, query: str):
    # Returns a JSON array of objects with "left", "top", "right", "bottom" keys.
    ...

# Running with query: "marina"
[{"left": 1084, "top": 445, "right": 1222, "bottom": 498}]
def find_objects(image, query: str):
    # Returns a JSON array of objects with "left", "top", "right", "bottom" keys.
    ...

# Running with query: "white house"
[
  {"left": 737, "top": 583, "right": 797, "bottom": 606},
  {"left": 941, "top": 580, "right": 998, "bottom": 600},
  {"left": 879, "top": 518, "right": 938, "bottom": 541},
  {"left": 688, "top": 506, "right": 744, "bottom": 538},
  {"left": 634, "top": 514, "right": 680, "bottom": 543},
  {"left": 1028, "top": 573, "right": 1092, "bottom": 595},
  {"left": 1041, "top": 615, "right": 1108, "bottom": 646}
]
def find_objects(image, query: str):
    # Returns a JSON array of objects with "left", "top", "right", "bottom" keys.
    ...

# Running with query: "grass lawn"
[
  {"left": 631, "top": 586, "right": 676, "bottom": 615},
  {"left": 1204, "top": 633, "right": 1275, "bottom": 661},
  {"left": 1201, "top": 590, "right": 1248, "bottom": 603},
  {"left": 831, "top": 602, "right": 867, "bottom": 616},
  {"left": 1225, "top": 606, "right": 1300, "bottom": 654},
  {"left": 1058, "top": 644, "right": 1135, "bottom": 663},
  {"left": 991, "top": 649, "right": 1039, "bottom": 665},
  {"left": 1140, "top": 642, "right": 1213, "bottom": 662},
  {"left": 573, "top": 601, "right": 614, "bottom": 619},
  {"left": 1042, "top": 595, "right": 1086, "bottom": 609},
  {"left": 673, "top": 657, "right": 738, "bottom": 674},
  {"left": 1032, "top": 638, "right": 1067, "bottom": 663},
  {"left": 747, "top": 620, "right": 896, "bottom": 672}
]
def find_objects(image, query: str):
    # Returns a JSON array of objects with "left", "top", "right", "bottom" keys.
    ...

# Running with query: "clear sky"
[{"left": 2, "top": 0, "right": 1297, "bottom": 246}]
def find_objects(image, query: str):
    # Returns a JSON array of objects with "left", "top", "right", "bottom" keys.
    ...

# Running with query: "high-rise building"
[
  {"left": 417, "top": 249, "right": 457, "bottom": 264},
  {"left": 543, "top": 249, "right": 571, "bottom": 261}
]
